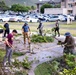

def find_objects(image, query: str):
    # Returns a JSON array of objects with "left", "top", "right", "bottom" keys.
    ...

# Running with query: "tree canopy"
[
  {"left": 40, "top": 3, "right": 53, "bottom": 14},
  {"left": 40, "top": 3, "right": 61, "bottom": 14},
  {"left": 0, "top": 1, "right": 9, "bottom": 11},
  {"left": 10, "top": 4, "right": 30, "bottom": 12}
]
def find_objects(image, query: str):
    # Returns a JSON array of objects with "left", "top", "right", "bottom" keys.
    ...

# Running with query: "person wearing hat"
[
  {"left": 22, "top": 22, "right": 30, "bottom": 44},
  {"left": 60, "top": 32, "right": 75, "bottom": 54},
  {"left": 37, "top": 21, "right": 43, "bottom": 36}
]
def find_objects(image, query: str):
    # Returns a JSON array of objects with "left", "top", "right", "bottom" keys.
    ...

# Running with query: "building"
[
  {"left": 61, "top": 0, "right": 76, "bottom": 15},
  {"left": 35, "top": 0, "right": 61, "bottom": 13},
  {"left": 44, "top": 8, "right": 67, "bottom": 15},
  {"left": 36, "top": 0, "right": 76, "bottom": 15}
]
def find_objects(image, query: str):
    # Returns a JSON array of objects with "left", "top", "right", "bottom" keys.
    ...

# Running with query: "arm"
[
  {"left": 22, "top": 26, "right": 24, "bottom": 34},
  {"left": 29, "top": 27, "right": 30, "bottom": 32},
  {"left": 5, "top": 38, "right": 12, "bottom": 47},
  {"left": 66, "top": 38, "right": 75, "bottom": 47},
  {"left": 61, "top": 38, "right": 67, "bottom": 44}
]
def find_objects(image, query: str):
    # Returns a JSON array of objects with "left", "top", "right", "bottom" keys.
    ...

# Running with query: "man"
[
  {"left": 22, "top": 22, "right": 30, "bottom": 44},
  {"left": 3, "top": 30, "right": 17, "bottom": 66},
  {"left": 37, "top": 21, "right": 43, "bottom": 36},
  {"left": 3, "top": 21, "right": 10, "bottom": 37},
  {"left": 61, "top": 32, "right": 75, "bottom": 54},
  {"left": 55, "top": 20, "right": 60, "bottom": 37}
]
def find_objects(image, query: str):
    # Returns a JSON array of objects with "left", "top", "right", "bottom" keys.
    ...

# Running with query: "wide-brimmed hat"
[{"left": 64, "top": 32, "right": 71, "bottom": 36}]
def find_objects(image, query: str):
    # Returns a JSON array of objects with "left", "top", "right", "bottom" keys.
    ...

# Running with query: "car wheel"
[
  {"left": 58, "top": 19, "right": 60, "bottom": 21},
  {"left": 30, "top": 20, "right": 32, "bottom": 22},
  {"left": 37, "top": 20, "right": 39, "bottom": 22},
  {"left": 46, "top": 20, "right": 49, "bottom": 22},
  {"left": 17, "top": 20, "right": 20, "bottom": 22}
]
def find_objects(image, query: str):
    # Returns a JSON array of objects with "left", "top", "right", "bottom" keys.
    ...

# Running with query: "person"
[
  {"left": 3, "top": 30, "right": 17, "bottom": 66},
  {"left": 3, "top": 21, "right": 10, "bottom": 37},
  {"left": 22, "top": 22, "right": 30, "bottom": 44},
  {"left": 60, "top": 32, "right": 75, "bottom": 54},
  {"left": 37, "top": 21, "right": 43, "bottom": 36},
  {"left": 55, "top": 20, "right": 60, "bottom": 37}
]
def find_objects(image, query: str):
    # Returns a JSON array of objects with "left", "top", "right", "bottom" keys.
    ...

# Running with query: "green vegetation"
[
  {"left": 22, "top": 57, "right": 33, "bottom": 69},
  {"left": 0, "top": 1, "right": 36, "bottom": 12},
  {"left": 0, "top": 49, "right": 25, "bottom": 63},
  {"left": 40, "top": 3, "right": 53, "bottom": 13},
  {"left": 10, "top": 4, "right": 30, "bottom": 12},
  {"left": 13, "top": 57, "right": 33, "bottom": 69},
  {"left": 14, "top": 71, "right": 27, "bottom": 75},
  {"left": 35, "top": 54, "right": 76, "bottom": 75},
  {"left": 40, "top": 3, "right": 61, "bottom": 13},
  {"left": 0, "top": 1, "right": 9, "bottom": 12},
  {"left": 0, "top": 22, "right": 76, "bottom": 36},
  {"left": 31, "top": 35, "right": 54, "bottom": 43},
  {"left": 0, "top": 49, "right": 5, "bottom": 62}
]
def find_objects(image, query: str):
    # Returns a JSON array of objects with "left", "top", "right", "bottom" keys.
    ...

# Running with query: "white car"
[
  {"left": 9, "top": 16, "right": 23, "bottom": 22},
  {"left": 49, "top": 15, "right": 65, "bottom": 22},
  {"left": 68, "top": 15, "right": 75, "bottom": 20},
  {"left": 0, "top": 15, "right": 10, "bottom": 22},
  {"left": 22, "top": 16, "right": 39, "bottom": 22}
]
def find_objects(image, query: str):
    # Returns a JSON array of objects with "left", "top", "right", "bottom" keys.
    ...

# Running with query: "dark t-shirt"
[
  {"left": 4, "top": 23, "right": 9, "bottom": 30},
  {"left": 22, "top": 25, "right": 29, "bottom": 32},
  {"left": 6, "top": 33, "right": 13, "bottom": 45}
]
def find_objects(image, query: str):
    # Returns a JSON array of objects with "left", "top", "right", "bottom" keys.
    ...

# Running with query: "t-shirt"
[
  {"left": 55, "top": 22, "right": 59, "bottom": 28},
  {"left": 4, "top": 23, "right": 9, "bottom": 30},
  {"left": 22, "top": 25, "right": 29, "bottom": 32},
  {"left": 6, "top": 33, "right": 13, "bottom": 45}
]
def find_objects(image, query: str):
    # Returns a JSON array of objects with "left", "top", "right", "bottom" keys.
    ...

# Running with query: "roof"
[{"left": 35, "top": 0, "right": 61, "bottom": 4}]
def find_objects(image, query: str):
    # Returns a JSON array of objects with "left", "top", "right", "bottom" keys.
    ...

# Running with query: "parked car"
[
  {"left": 9, "top": 16, "right": 23, "bottom": 22},
  {"left": 49, "top": 15, "right": 65, "bottom": 22},
  {"left": 0, "top": 15, "right": 11, "bottom": 22},
  {"left": 22, "top": 16, "right": 39, "bottom": 22},
  {"left": 63, "top": 15, "right": 75, "bottom": 21}
]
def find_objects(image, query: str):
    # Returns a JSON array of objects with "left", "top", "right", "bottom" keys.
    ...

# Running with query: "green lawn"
[
  {"left": 60, "top": 22, "right": 76, "bottom": 28},
  {"left": 35, "top": 54, "right": 76, "bottom": 75},
  {"left": 0, "top": 22, "right": 76, "bottom": 36},
  {"left": 35, "top": 63, "right": 52, "bottom": 75},
  {"left": 0, "top": 49, "right": 24, "bottom": 63}
]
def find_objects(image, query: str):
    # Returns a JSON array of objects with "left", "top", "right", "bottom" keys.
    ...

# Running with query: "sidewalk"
[
  {"left": 16, "top": 35, "right": 76, "bottom": 75},
  {"left": 0, "top": 33, "right": 76, "bottom": 75}
]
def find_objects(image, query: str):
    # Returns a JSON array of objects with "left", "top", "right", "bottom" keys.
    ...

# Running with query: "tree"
[
  {"left": 10, "top": 4, "right": 30, "bottom": 13},
  {"left": 40, "top": 3, "right": 61, "bottom": 13},
  {"left": 31, "top": 6, "right": 36, "bottom": 10},
  {"left": 0, "top": 1, "right": 9, "bottom": 12},
  {"left": 40, "top": 3, "right": 53, "bottom": 14},
  {"left": 54, "top": 4, "right": 61, "bottom": 8}
]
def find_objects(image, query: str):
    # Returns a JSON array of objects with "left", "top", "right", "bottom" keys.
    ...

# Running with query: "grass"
[
  {"left": 0, "top": 49, "right": 24, "bottom": 63},
  {"left": 60, "top": 22, "right": 76, "bottom": 28},
  {"left": 35, "top": 54, "right": 76, "bottom": 75},
  {"left": 60, "top": 29, "right": 76, "bottom": 36},
  {"left": 0, "top": 22, "right": 76, "bottom": 36},
  {"left": 35, "top": 62, "right": 51, "bottom": 75}
]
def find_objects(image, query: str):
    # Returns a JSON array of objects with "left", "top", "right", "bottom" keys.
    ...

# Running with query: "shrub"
[
  {"left": 22, "top": 57, "right": 33, "bottom": 69},
  {"left": 31, "top": 35, "right": 54, "bottom": 43}
]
